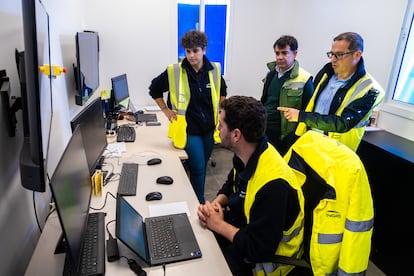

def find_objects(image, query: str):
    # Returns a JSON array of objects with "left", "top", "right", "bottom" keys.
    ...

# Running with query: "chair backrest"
[{"left": 283, "top": 130, "right": 374, "bottom": 275}]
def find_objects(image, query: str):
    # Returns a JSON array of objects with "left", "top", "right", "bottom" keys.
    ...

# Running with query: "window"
[
  {"left": 392, "top": 8, "right": 414, "bottom": 105},
  {"left": 386, "top": 1, "right": 414, "bottom": 116},
  {"left": 177, "top": 0, "right": 229, "bottom": 73}
]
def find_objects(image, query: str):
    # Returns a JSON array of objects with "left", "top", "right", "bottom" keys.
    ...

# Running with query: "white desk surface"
[
  {"left": 25, "top": 112, "right": 231, "bottom": 276},
  {"left": 109, "top": 111, "right": 188, "bottom": 160}
]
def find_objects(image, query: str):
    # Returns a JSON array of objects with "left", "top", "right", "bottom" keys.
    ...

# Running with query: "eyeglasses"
[{"left": 326, "top": 51, "right": 355, "bottom": 59}]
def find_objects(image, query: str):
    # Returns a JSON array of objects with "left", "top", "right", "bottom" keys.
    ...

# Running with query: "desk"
[
  {"left": 113, "top": 111, "right": 188, "bottom": 160},
  {"left": 25, "top": 112, "right": 231, "bottom": 275}
]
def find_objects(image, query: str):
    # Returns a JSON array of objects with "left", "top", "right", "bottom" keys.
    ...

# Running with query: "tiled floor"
[{"left": 204, "top": 145, "right": 386, "bottom": 276}]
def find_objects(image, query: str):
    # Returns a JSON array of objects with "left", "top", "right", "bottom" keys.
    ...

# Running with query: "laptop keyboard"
[
  {"left": 135, "top": 112, "right": 157, "bottom": 123},
  {"left": 117, "top": 163, "right": 138, "bottom": 196},
  {"left": 147, "top": 216, "right": 182, "bottom": 260},
  {"left": 79, "top": 212, "right": 106, "bottom": 275},
  {"left": 117, "top": 125, "right": 136, "bottom": 142}
]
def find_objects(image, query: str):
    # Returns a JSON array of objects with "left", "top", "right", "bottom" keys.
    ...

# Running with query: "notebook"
[
  {"left": 115, "top": 195, "right": 202, "bottom": 266},
  {"left": 128, "top": 99, "right": 158, "bottom": 122}
]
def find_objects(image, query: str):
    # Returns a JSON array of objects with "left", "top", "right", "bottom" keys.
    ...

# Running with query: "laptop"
[
  {"left": 115, "top": 195, "right": 202, "bottom": 266},
  {"left": 128, "top": 99, "right": 158, "bottom": 123}
]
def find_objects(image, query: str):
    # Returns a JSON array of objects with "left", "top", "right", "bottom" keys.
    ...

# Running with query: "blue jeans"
[{"left": 185, "top": 132, "right": 214, "bottom": 204}]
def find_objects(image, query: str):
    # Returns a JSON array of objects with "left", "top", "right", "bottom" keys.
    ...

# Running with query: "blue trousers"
[{"left": 185, "top": 132, "right": 214, "bottom": 204}]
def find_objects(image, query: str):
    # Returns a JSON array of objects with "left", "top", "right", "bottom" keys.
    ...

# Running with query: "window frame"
[
  {"left": 177, "top": 0, "right": 230, "bottom": 74},
  {"left": 382, "top": 0, "right": 414, "bottom": 121}
]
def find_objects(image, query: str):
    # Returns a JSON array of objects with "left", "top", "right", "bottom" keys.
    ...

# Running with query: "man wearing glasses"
[{"left": 278, "top": 32, "right": 384, "bottom": 151}]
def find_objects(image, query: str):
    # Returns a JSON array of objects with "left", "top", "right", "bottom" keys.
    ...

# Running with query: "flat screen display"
[
  {"left": 70, "top": 97, "right": 107, "bottom": 175},
  {"left": 111, "top": 73, "right": 129, "bottom": 108},
  {"left": 20, "top": 0, "right": 53, "bottom": 192},
  {"left": 75, "top": 31, "right": 99, "bottom": 106},
  {"left": 50, "top": 125, "right": 91, "bottom": 273}
]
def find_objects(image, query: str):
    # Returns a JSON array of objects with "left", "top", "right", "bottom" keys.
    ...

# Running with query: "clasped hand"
[{"left": 197, "top": 201, "right": 223, "bottom": 231}]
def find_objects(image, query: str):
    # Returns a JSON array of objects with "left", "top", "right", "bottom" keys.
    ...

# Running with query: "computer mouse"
[
  {"left": 147, "top": 158, "right": 162, "bottom": 166},
  {"left": 156, "top": 176, "right": 174, "bottom": 185},
  {"left": 145, "top": 191, "right": 162, "bottom": 201}
]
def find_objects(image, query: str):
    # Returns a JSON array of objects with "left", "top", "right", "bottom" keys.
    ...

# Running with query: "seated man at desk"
[{"left": 197, "top": 96, "right": 305, "bottom": 276}]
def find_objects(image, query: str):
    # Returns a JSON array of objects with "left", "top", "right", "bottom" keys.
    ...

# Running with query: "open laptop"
[
  {"left": 128, "top": 100, "right": 158, "bottom": 123},
  {"left": 115, "top": 195, "right": 202, "bottom": 266}
]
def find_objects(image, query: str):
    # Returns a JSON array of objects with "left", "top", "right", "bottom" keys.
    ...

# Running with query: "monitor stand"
[{"left": 54, "top": 233, "right": 77, "bottom": 276}]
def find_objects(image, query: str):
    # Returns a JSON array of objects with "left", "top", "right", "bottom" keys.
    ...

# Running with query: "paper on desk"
[
  {"left": 145, "top": 105, "right": 161, "bottom": 111},
  {"left": 148, "top": 201, "right": 190, "bottom": 217},
  {"left": 104, "top": 142, "right": 126, "bottom": 157}
]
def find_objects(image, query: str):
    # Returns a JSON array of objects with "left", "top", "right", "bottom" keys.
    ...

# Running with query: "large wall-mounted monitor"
[
  {"left": 20, "top": 0, "right": 53, "bottom": 192},
  {"left": 74, "top": 31, "right": 100, "bottom": 106}
]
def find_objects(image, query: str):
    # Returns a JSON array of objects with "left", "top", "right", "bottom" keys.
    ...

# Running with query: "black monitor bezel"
[
  {"left": 20, "top": 0, "right": 53, "bottom": 192},
  {"left": 49, "top": 125, "right": 92, "bottom": 274},
  {"left": 70, "top": 97, "right": 108, "bottom": 175},
  {"left": 74, "top": 31, "right": 100, "bottom": 106},
  {"left": 111, "top": 73, "right": 130, "bottom": 108}
]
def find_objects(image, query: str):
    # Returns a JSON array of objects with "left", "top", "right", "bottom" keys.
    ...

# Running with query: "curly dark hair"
[
  {"left": 180, "top": 30, "right": 208, "bottom": 49},
  {"left": 273, "top": 35, "right": 298, "bottom": 51},
  {"left": 220, "top": 96, "right": 267, "bottom": 143}
]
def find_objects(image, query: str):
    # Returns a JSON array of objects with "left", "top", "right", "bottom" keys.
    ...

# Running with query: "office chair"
[{"left": 250, "top": 131, "right": 374, "bottom": 275}]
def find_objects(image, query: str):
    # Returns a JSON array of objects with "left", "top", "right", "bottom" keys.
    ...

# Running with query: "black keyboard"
[
  {"left": 79, "top": 212, "right": 106, "bottom": 275},
  {"left": 146, "top": 216, "right": 181, "bottom": 260},
  {"left": 117, "top": 163, "right": 139, "bottom": 196},
  {"left": 117, "top": 125, "right": 136, "bottom": 142},
  {"left": 135, "top": 112, "right": 157, "bottom": 123}
]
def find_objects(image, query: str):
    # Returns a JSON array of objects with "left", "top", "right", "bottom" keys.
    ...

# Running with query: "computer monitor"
[
  {"left": 20, "top": 0, "right": 53, "bottom": 192},
  {"left": 111, "top": 73, "right": 130, "bottom": 110},
  {"left": 74, "top": 31, "right": 100, "bottom": 106},
  {"left": 49, "top": 125, "right": 92, "bottom": 274},
  {"left": 70, "top": 97, "right": 107, "bottom": 175}
]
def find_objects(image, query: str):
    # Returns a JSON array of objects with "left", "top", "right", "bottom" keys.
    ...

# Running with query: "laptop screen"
[{"left": 116, "top": 196, "right": 149, "bottom": 261}]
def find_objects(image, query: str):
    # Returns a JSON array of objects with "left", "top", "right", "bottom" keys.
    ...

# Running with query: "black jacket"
[
  {"left": 149, "top": 56, "right": 227, "bottom": 135},
  {"left": 299, "top": 57, "right": 380, "bottom": 133},
  {"left": 217, "top": 137, "right": 300, "bottom": 262}
]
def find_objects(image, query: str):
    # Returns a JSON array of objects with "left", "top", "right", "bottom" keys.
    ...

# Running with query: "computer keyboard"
[
  {"left": 134, "top": 112, "right": 157, "bottom": 123},
  {"left": 79, "top": 212, "right": 106, "bottom": 276},
  {"left": 117, "top": 163, "right": 139, "bottom": 196},
  {"left": 117, "top": 125, "right": 136, "bottom": 142},
  {"left": 147, "top": 216, "right": 181, "bottom": 260}
]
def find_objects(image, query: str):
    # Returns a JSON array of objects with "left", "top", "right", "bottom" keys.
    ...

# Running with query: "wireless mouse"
[
  {"left": 156, "top": 176, "right": 174, "bottom": 185},
  {"left": 145, "top": 191, "right": 162, "bottom": 201},
  {"left": 147, "top": 158, "right": 162, "bottom": 166}
]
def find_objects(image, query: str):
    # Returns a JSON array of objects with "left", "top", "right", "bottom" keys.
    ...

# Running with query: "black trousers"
[{"left": 213, "top": 232, "right": 254, "bottom": 276}]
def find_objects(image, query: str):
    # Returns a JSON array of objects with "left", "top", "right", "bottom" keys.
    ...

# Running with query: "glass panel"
[
  {"left": 178, "top": 3, "right": 199, "bottom": 60},
  {"left": 205, "top": 4, "right": 227, "bottom": 71},
  {"left": 177, "top": 0, "right": 228, "bottom": 72},
  {"left": 393, "top": 13, "right": 414, "bottom": 105}
]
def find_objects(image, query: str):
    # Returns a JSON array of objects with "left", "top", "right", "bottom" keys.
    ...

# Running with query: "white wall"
[
  {"left": 83, "top": 0, "right": 178, "bottom": 107},
  {"left": 227, "top": 0, "right": 405, "bottom": 100}
]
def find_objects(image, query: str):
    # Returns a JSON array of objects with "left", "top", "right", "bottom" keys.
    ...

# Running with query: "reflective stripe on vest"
[
  {"left": 167, "top": 62, "right": 221, "bottom": 148},
  {"left": 248, "top": 145, "right": 305, "bottom": 276}
]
